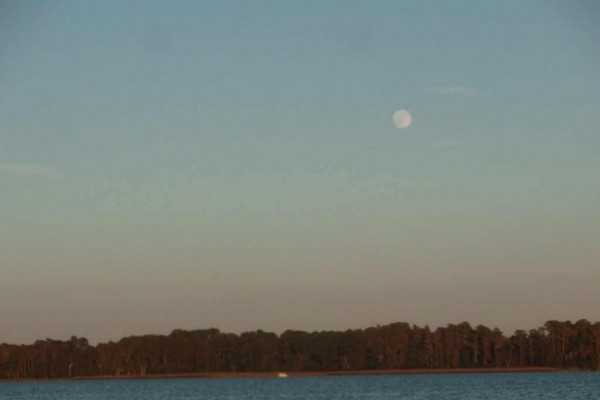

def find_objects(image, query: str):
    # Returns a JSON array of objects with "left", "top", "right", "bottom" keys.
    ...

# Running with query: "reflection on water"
[{"left": 1, "top": 372, "right": 599, "bottom": 400}]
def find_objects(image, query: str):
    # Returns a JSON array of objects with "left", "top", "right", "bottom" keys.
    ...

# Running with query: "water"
[{"left": 1, "top": 372, "right": 599, "bottom": 399}]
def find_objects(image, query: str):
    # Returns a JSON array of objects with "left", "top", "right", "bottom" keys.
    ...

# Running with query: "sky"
[{"left": 1, "top": 0, "right": 599, "bottom": 344}]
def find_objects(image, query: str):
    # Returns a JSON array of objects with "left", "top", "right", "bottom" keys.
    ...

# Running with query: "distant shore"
[{"left": 1, "top": 367, "right": 570, "bottom": 382}]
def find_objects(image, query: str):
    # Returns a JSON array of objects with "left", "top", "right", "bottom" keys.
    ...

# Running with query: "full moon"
[{"left": 393, "top": 109, "right": 412, "bottom": 129}]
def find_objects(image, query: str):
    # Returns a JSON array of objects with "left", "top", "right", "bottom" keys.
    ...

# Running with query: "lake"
[{"left": 1, "top": 372, "right": 599, "bottom": 399}]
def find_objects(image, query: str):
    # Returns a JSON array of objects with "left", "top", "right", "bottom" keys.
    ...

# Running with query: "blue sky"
[{"left": 1, "top": 1, "right": 599, "bottom": 344}]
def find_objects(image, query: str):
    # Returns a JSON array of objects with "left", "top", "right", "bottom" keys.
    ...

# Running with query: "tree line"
[{"left": 1, "top": 319, "right": 599, "bottom": 379}]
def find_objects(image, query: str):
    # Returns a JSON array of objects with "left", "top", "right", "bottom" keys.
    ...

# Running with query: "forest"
[{"left": 1, "top": 320, "right": 599, "bottom": 379}]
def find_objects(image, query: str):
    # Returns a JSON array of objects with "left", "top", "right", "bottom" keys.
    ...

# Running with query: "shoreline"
[{"left": 1, "top": 367, "right": 575, "bottom": 383}]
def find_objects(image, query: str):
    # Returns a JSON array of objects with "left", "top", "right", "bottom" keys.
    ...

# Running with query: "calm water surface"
[{"left": 1, "top": 372, "right": 599, "bottom": 399}]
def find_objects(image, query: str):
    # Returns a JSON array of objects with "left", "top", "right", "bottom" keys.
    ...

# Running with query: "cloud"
[
  {"left": 428, "top": 86, "right": 479, "bottom": 96},
  {"left": 0, "top": 163, "right": 61, "bottom": 178},
  {"left": 432, "top": 139, "right": 459, "bottom": 149}
]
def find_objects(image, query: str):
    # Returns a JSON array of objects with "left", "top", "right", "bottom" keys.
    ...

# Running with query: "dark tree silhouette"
[{"left": 1, "top": 319, "right": 599, "bottom": 379}]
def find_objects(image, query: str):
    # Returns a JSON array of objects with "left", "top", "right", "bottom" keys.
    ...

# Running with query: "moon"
[{"left": 393, "top": 109, "right": 412, "bottom": 129}]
